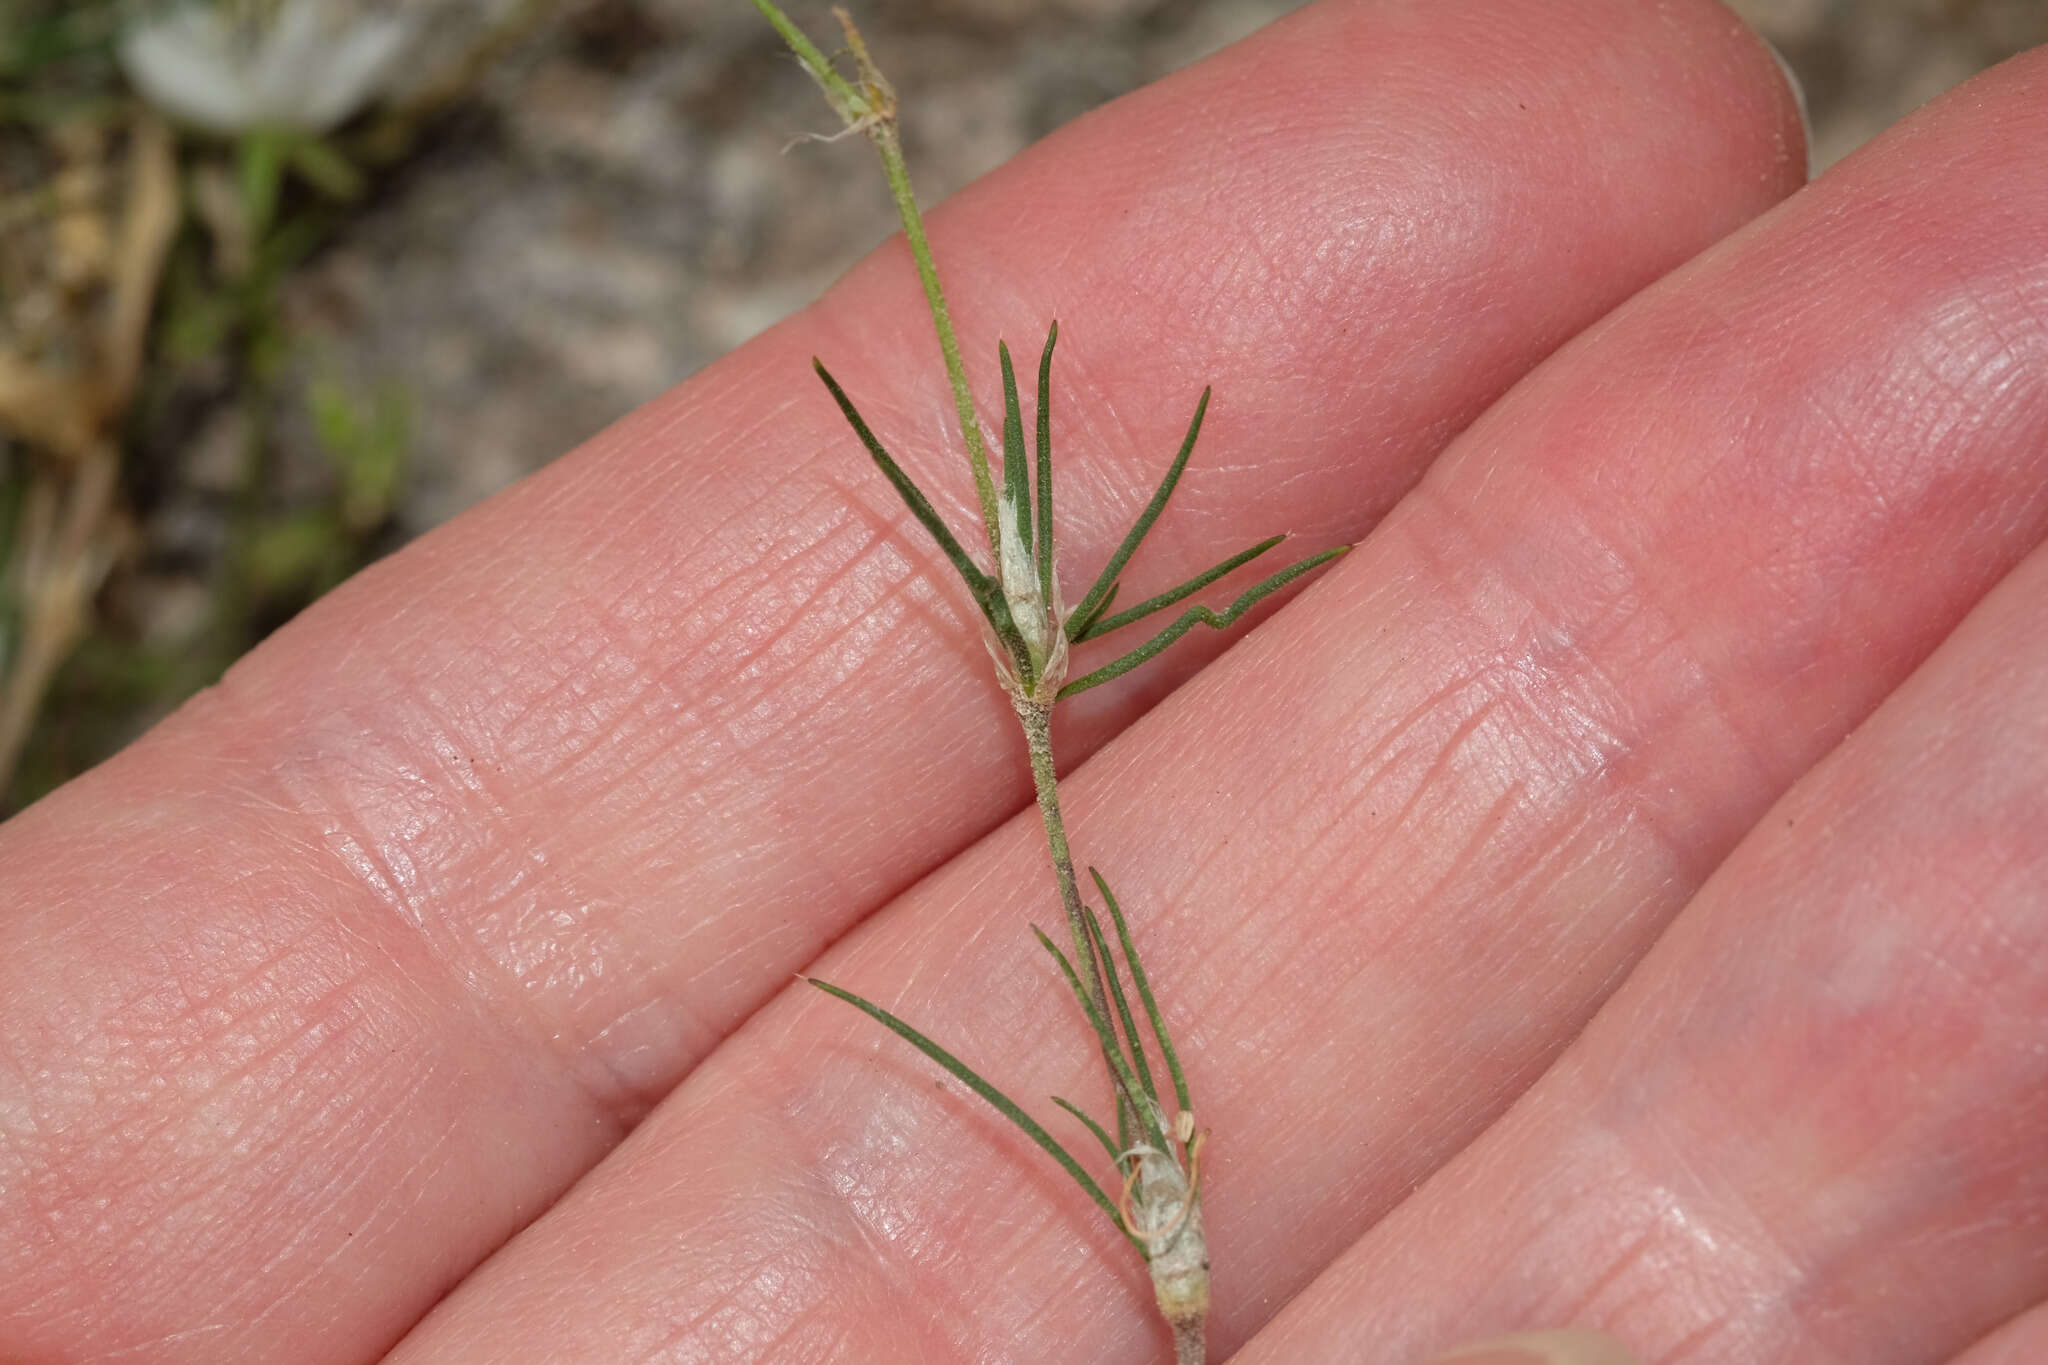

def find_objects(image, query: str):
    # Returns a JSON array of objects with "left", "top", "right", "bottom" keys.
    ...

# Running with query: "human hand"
[{"left": 5, "top": 1, "right": 2046, "bottom": 1361}]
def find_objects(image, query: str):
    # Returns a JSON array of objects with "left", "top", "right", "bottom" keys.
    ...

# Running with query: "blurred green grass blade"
[
  {"left": 238, "top": 130, "right": 288, "bottom": 240},
  {"left": 1066, "top": 385, "right": 1211, "bottom": 640},
  {"left": 1074, "top": 535, "right": 1285, "bottom": 643},
  {"left": 806, "top": 977, "right": 1138, "bottom": 1249},
  {"left": 1058, "top": 544, "right": 1348, "bottom": 698},
  {"left": 1091, "top": 867, "right": 1191, "bottom": 1114},
  {"left": 1034, "top": 322, "right": 1058, "bottom": 604},
  {"left": 286, "top": 136, "right": 365, "bottom": 201},
  {"left": 999, "top": 341, "right": 1031, "bottom": 553}
]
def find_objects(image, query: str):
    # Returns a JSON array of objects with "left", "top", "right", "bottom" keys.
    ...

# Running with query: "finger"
[
  {"left": 0, "top": 2, "right": 1801, "bottom": 1362},
  {"left": 383, "top": 36, "right": 2048, "bottom": 1365},
  {"left": 1949, "top": 1304, "right": 2048, "bottom": 1365},
  {"left": 1426, "top": 1331, "right": 1641, "bottom": 1365},
  {"left": 1235, "top": 529, "right": 2048, "bottom": 1363}
]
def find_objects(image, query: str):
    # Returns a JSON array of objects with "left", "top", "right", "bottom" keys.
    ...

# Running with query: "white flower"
[{"left": 119, "top": 1, "right": 418, "bottom": 135}]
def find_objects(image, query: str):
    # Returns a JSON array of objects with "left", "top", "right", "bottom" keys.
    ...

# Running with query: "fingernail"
[
  {"left": 1757, "top": 35, "right": 1814, "bottom": 176},
  {"left": 1426, "top": 1328, "right": 1641, "bottom": 1365}
]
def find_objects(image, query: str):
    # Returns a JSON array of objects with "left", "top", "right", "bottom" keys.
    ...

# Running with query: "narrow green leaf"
[
  {"left": 807, "top": 977, "right": 1139, "bottom": 1250},
  {"left": 815, "top": 360, "right": 987, "bottom": 596},
  {"left": 1058, "top": 544, "right": 1349, "bottom": 698},
  {"left": 1051, "top": 1096, "right": 1121, "bottom": 1166},
  {"left": 1066, "top": 385, "right": 1211, "bottom": 640},
  {"left": 1033, "top": 927, "right": 1170, "bottom": 1153},
  {"left": 1083, "top": 904, "right": 1159, "bottom": 1110},
  {"left": 1067, "top": 581, "right": 1117, "bottom": 641},
  {"left": 1074, "top": 535, "right": 1285, "bottom": 642},
  {"left": 999, "top": 341, "right": 1031, "bottom": 554},
  {"left": 1034, "top": 321, "right": 1058, "bottom": 605},
  {"left": 1091, "top": 867, "right": 1191, "bottom": 1114},
  {"left": 814, "top": 359, "right": 1037, "bottom": 687}
]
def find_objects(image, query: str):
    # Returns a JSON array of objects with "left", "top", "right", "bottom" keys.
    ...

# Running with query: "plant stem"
[
  {"left": 865, "top": 118, "right": 1004, "bottom": 555},
  {"left": 1172, "top": 1303, "right": 1207, "bottom": 1365},
  {"left": 1013, "top": 700, "right": 1101, "bottom": 1007},
  {"left": 1013, "top": 696, "right": 1134, "bottom": 1142},
  {"left": 748, "top": 0, "right": 1002, "bottom": 550},
  {"left": 1020, "top": 698, "right": 1211, "bottom": 1363}
]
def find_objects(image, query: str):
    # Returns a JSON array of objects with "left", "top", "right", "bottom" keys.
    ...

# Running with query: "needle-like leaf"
[
  {"left": 1083, "top": 903, "right": 1159, "bottom": 1110},
  {"left": 1058, "top": 544, "right": 1350, "bottom": 698},
  {"left": 806, "top": 976, "right": 1139, "bottom": 1250},
  {"left": 1074, "top": 535, "right": 1285, "bottom": 643},
  {"left": 1052, "top": 1095, "right": 1122, "bottom": 1166},
  {"left": 1091, "top": 868, "right": 1191, "bottom": 1115},
  {"left": 1034, "top": 322, "right": 1058, "bottom": 605},
  {"left": 815, "top": 359, "right": 988, "bottom": 597},
  {"left": 1034, "top": 926, "right": 1170, "bottom": 1152},
  {"left": 1067, "top": 582, "right": 1118, "bottom": 641},
  {"left": 999, "top": 340, "right": 1031, "bottom": 554},
  {"left": 814, "top": 359, "right": 1038, "bottom": 689},
  {"left": 1066, "top": 385, "right": 1211, "bottom": 640}
]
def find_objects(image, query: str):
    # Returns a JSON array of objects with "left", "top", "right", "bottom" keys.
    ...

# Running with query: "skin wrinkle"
[
  {"left": 1554, "top": 1216, "right": 1673, "bottom": 1342},
  {"left": 631, "top": 1103, "right": 976, "bottom": 1365},
  {"left": 236, "top": 1070, "right": 450, "bottom": 1297},
  {"left": 1511, "top": 1129, "right": 1801, "bottom": 1364},
  {"left": 22, "top": 843, "right": 431, "bottom": 1278},
  {"left": 7, "top": 790, "right": 616, "bottom": 1352},
  {"left": 1286, "top": 538, "right": 1650, "bottom": 974},
  {"left": 1431, "top": 433, "right": 1786, "bottom": 832},
  {"left": 253, "top": 447, "right": 994, "bottom": 1119},
  {"left": 263, "top": 759, "right": 626, "bottom": 1116},
  {"left": 104, "top": 1002, "right": 376, "bottom": 1321}
]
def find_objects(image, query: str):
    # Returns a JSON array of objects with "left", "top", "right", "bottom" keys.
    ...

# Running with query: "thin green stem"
[
  {"left": 746, "top": 0, "right": 866, "bottom": 121},
  {"left": 1015, "top": 696, "right": 1136, "bottom": 1145},
  {"left": 749, "top": 0, "right": 1000, "bottom": 552},
  {"left": 869, "top": 121, "right": 1003, "bottom": 553},
  {"left": 1015, "top": 699, "right": 1097, "bottom": 994}
]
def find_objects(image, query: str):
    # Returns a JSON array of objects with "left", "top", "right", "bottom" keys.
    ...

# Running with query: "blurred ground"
[
  {"left": 315, "top": 0, "right": 2048, "bottom": 528},
  {"left": 3, "top": 0, "right": 2046, "bottom": 805}
]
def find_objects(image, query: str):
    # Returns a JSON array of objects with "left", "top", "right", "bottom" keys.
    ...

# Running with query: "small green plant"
[{"left": 752, "top": 5, "right": 1346, "bottom": 1359}]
